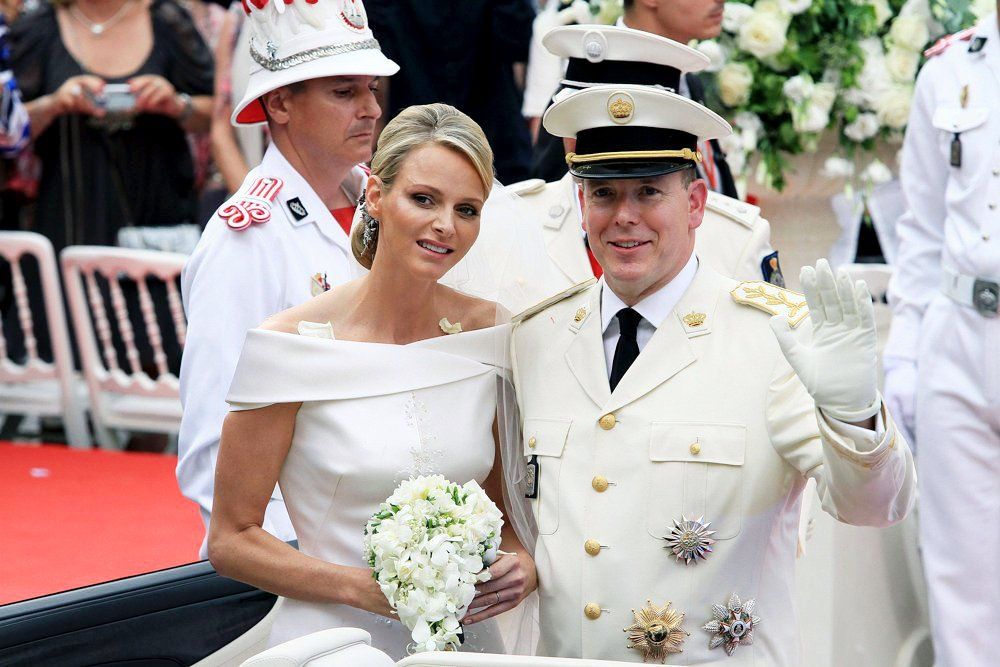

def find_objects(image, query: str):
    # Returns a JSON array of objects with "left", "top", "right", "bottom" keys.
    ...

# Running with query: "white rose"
[
  {"left": 718, "top": 62, "right": 754, "bottom": 106},
  {"left": 874, "top": 84, "right": 914, "bottom": 129},
  {"left": 889, "top": 15, "right": 929, "bottom": 52},
  {"left": 738, "top": 10, "right": 789, "bottom": 59},
  {"left": 782, "top": 74, "right": 814, "bottom": 104},
  {"left": 792, "top": 102, "right": 829, "bottom": 133},
  {"left": 753, "top": 0, "right": 788, "bottom": 16},
  {"left": 734, "top": 111, "right": 763, "bottom": 149},
  {"left": 697, "top": 40, "right": 726, "bottom": 72},
  {"left": 811, "top": 82, "right": 837, "bottom": 113},
  {"left": 821, "top": 156, "right": 855, "bottom": 178},
  {"left": 857, "top": 39, "right": 890, "bottom": 107},
  {"left": 722, "top": 2, "right": 755, "bottom": 32},
  {"left": 867, "top": 0, "right": 892, "bottom": 27},
  {"left": 886, "top": 47, "right": 919, "bottom": 83},
  {"left": 862, "top": 159, "right": 893, "bottom": 185},
  {"left": 778, "top": 0, "right": 812, "bottom": 14},
  {"left": 843, "top": 112, "right": 880, "bottom": 142}
]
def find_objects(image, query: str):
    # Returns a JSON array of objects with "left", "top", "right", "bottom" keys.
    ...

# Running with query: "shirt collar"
[{"left": 601, "top": 252, "right": 699, "bottom": 333}]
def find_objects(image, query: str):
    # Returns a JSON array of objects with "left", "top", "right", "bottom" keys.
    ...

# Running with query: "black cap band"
[
  {"left": 564, "top": 58, "right": 681, "bottom": 90},
  {"left": 576, "top": 126, "right": 697, "bottom": 156}
]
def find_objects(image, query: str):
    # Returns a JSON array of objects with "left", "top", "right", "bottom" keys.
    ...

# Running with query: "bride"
[{"left": 207, "top": 104, "right": 540, "bottom": 657}]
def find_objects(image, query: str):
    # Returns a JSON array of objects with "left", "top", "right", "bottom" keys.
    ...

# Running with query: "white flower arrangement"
[
  {"left": 699, "top": 0, "right": 986, "bottom": 190},
  {"left": 363, "top": 475, "right": 504, "bottom": 653}
]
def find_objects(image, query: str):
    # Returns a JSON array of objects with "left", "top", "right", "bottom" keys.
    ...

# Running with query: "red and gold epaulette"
[
  {"left": 218, "top": 176, "right": 284, "bottom": 232},
  {"left": 923, "top": 27, "right": 976, "bottom": 58}
]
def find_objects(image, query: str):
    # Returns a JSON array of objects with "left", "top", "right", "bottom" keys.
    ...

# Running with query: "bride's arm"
[
  {"left": 464, "top": 418, "right": 538, "bottom": 625},
  {"left": 207, "top": 403, "right": 395, "bottom": 617}
]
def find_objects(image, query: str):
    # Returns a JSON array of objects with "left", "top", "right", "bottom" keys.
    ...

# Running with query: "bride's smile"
[{"left": 364, "top": 142, "right": 487, "bottom": 282}]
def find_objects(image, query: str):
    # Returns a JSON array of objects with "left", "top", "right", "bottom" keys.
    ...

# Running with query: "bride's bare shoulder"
[{"left": 441, "top": 287, "right": 506, "bottom": 332}]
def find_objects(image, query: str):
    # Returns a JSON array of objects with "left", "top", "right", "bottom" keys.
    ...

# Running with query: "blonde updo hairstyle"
[{"left": 352, "top": 103, "right": 494, "bottom": 269}]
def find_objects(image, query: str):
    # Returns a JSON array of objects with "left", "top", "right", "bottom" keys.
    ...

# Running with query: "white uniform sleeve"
[
  {"left": 521, "top": 5, "right": 565, "bottom": 118},
  {"left": 177, "top": 220, "right": 292, "bottom": 541},
  {"left": 767, "top": 352, "right": 916, "bottom": 528},
  {"left": 885, "top": 62, "right": 949, "bottom": 363}
]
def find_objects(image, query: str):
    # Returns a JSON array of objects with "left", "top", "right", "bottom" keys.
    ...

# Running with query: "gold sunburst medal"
[{"left": 624, "top": 600, "right": 688, "bottom": 662}]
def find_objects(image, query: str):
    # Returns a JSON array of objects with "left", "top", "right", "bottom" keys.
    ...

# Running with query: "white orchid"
[
  {"left": 821, "top": 156, "right": 856, "bottom": 178},
  {"left": 364, "top": 475, "right": 503, "bottom": 653},
  {"left": 844, "top": 112, "right": 881, "bottom": 142},
  {"left": 861, "top": 159, "right": 894, "bottom": 186}
]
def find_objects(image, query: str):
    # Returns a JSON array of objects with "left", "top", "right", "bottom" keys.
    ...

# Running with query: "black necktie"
[{"left": 610, "top": 308, "right": 642, "bottom": 392}]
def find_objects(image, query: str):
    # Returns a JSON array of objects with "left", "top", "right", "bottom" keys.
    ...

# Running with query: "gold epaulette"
[
  {"left": 512, "top": 278, "right": 597, "bottom": 324},
  {"left": 731, "top": 280, "right": 809, "bottom": 328}
]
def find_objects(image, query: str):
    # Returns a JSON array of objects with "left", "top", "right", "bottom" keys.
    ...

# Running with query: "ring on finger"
[{"left": 494, "top": 591, "right": 501, "bottom": 606}]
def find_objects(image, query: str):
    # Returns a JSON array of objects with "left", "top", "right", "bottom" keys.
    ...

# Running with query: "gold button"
[
  {"left": 584, "top": 602, "right": 602, "bottom": 619},
  {"left": 689, "top": 442, "right": 702, "bottom": 455},
  {"left": 591, "top": 475, "right": 609, "bottom": 492},
  {"left": 990, "top": 203, "right": 998, "bottom": 210},
  {"left": 528, "top": 436, "right": 537, "bottom": 449},
  {"left": 983, "top": 234, "right": 991, "bottom": 242},
  {"left": 584, "top": 539, "right": 602, "bottom": 556},
  {"left": 993, "top": 168, "right": 1000, "bottom": 177},
  {"left": 598, "top": 413, "right": 617, "bottom": 430}
]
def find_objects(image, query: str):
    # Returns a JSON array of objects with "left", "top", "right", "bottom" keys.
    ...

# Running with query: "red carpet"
[{"left": 0, "top": 442, "right": 204, "bottom": 605}]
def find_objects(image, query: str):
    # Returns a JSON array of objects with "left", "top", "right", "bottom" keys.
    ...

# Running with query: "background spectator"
[
  {"left": 11, "top": 0, "right": 214, "bottom": 253},
  {"left": 366, "top": 0, "right": 535, "bottom": 184}
]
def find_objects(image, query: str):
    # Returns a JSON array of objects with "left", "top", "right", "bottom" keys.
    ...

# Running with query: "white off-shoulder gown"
[{"left": 226, "top": 322, "right": 510, "bottom": 658}]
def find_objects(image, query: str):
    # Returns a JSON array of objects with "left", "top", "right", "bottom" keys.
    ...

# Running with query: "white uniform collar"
[
  {"left": 600, "top": 252, "right": 698, "bottom": 332},
  {"left": 259, "top": 144, "right": 366, "bottom": 246}
]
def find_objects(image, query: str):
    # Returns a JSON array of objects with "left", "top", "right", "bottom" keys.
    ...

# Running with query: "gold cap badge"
[
  {"left": 608, "top": 92, "right": 635, "bottom": 124},
  {"left": 574, "top": 307, "right": 588, "bottom": 323}
]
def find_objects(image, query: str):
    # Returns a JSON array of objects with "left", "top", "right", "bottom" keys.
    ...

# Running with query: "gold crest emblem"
[
  {"left": 625, "top": 600, "right": 689, "bottom": 662},
  {"left": 682, "top": 311, "right": 707, "bottom": 327},
  {"left": 608, "top": 92, "right": 635, "bottom": 124},
  {"left": 574, "top": 307, "right": 588, "bottom": 323}
]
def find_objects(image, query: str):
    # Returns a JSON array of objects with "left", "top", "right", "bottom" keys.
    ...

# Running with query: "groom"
[{"left": 509, "top": 85, "right": 916, "bottom": 664}]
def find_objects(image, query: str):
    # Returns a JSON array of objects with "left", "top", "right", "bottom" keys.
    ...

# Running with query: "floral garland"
[{"left": 702, "top": 0, "right": 990, "bottom": 192}]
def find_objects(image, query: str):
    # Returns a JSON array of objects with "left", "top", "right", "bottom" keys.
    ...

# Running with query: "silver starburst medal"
[
  {"left": 702, "top": 593, "right": 760, "bottom": 657},
  {"left": 662, "top": 516, "right": 716, "bottom": 565}
]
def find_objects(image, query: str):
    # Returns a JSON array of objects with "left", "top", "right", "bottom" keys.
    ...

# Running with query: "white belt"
[{"left": 942, "top": 268, "right": 1000, "bottom": 316}]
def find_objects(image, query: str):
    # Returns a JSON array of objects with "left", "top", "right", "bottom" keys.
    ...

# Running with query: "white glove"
[
  {"left": 882, "top": 357, "right": 917, "bottom": 447},
  {"left": 769, "top": 259, "right": 880, "bottom": 422}
]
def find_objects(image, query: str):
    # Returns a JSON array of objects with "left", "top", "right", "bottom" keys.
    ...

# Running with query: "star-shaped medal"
[
  {"left": 624, "top": 600, "right": 688, "bottom": 663},
  {"left": 702, "top": 593, "right": 760, "bottom": 657},
  {"left": 662, "top": 515, "right": 716, "bottom": 565}
]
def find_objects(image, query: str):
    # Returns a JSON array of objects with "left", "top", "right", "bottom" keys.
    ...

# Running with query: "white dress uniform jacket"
[
  {"left": 512, "top": 264, "right": 915, "bottom": 665},
  {"left": 513, "top": 173, "right": 778, "bottom": 291},
  {"left": 885, "top": 14, "right": 1000, "bottom": 667},
  {"left": 178, "top": 144, "right": 366, "bottom": 553}
]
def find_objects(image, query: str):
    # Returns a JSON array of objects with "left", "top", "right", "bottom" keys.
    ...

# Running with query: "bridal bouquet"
[{"left": 363, "top": 475, "right": 504, "bottom": 653}]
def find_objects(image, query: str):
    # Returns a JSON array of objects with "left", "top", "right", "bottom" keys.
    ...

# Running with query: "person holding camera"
[{"left": 10, "top": 0, "right": 213, "bottom": 253}]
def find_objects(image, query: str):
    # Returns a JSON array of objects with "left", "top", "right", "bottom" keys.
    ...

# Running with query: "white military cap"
[
  {"left": 233, "top": 0, "right": 399, "bottom": 125},
  {"left": 543, "top": 84, "right": 732, "bottom": 179},
  {"left": 543, "top": 25, "right": 709, "bottom": 93}
]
